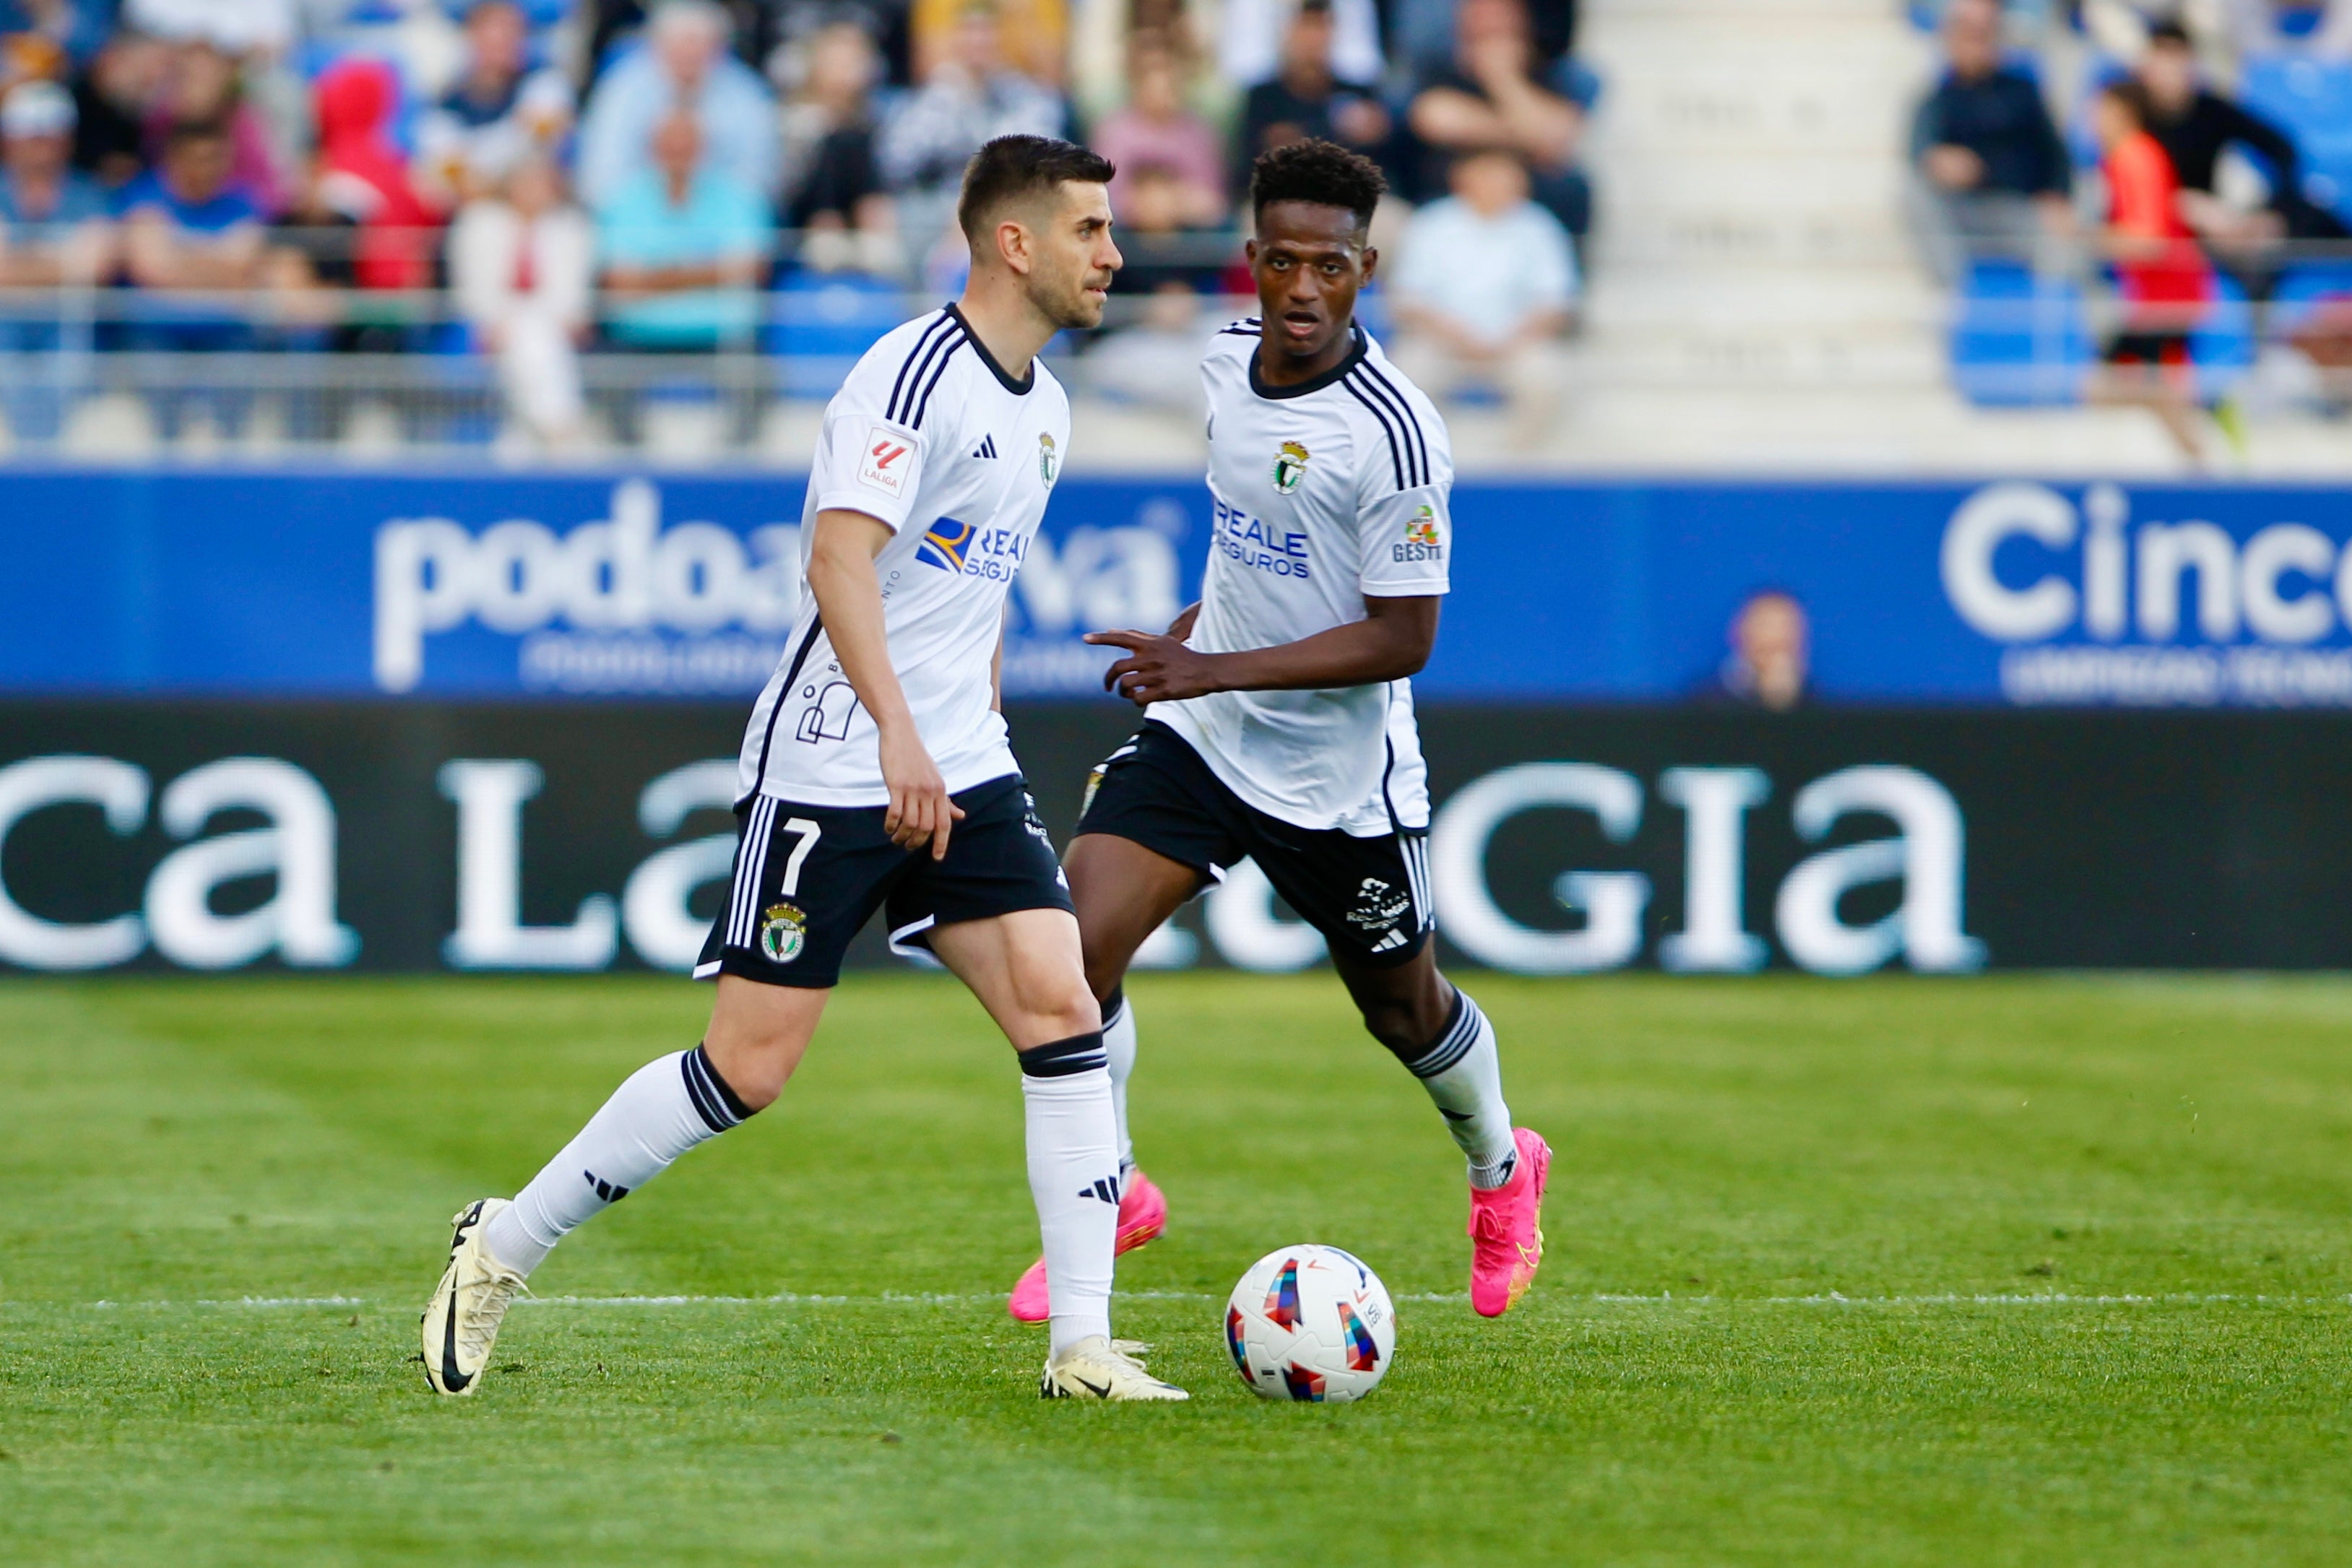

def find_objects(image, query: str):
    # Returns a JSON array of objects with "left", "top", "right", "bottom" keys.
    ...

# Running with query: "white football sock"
[
  {"left": 1396, "top": 990, "right": 1518, "bottom": 1189},
  {"left": 1018, "top": 1032, "right": 1119, "bottom": 1357},
  {"left": 483, "top": 1044, "right": 752, "bottom": 1275},
  {"left": 1102, "top": 990, "right": 1138, "bottom": 1172}
]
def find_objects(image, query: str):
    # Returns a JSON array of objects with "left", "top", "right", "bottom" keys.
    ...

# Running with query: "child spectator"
[
  {"left": 1391, "top": 147, "right": 1578, "bottom": 444},
  {"left": 1235, "top": 0, "right": 1391, "bottom": 197},
  {"left": 416, "top": 0, "right": 576, "bottom": 208},
  {"left": 2087, "top": 79, "right": 2219, "bottom": 464},
  {"left": 451, "top": 155, "right": 595, "bottom": 445},
  {"left": 578, "top": 0, "right": 777, "bottom": 209},
  {"left": 1088, "top": 160, "right": 1222, "bottom": 412},
  {"left": 1407, "top": 0, "right": 1591, "bottom": 246},
  {"left": 597, "top": 107, "right": 770, "bottom": 350},
  {"left": 1906, "top": 0, "right": 2072, "bottom": 282},
  {"left": 780, "top": 20, "right": 899, "bottom": 276},
  {"left": 1091, "top": 36, "right": 1223, "bottom": 226}
]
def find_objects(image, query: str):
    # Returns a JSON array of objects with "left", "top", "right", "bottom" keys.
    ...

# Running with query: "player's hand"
[
  {"left": 878, "top": 725, "right": 964, "bottom": 859},
  {"left": 1086, "top": 629, "right": 1224, "bottom": 706},
  {"left": 1165, "top": 601, "right": 1201, "bottom": 641}
]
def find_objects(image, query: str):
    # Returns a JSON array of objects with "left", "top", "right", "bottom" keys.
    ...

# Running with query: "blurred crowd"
[
  {"left": 1908, "top": 0, "right": 2352, "bottom": 459},
  {"left": 0, "top": 0, "right": 1594, "bottom": 445}
]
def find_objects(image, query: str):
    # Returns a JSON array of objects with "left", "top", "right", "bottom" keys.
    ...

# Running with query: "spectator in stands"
[
  {"left": 70, "top": 27, "right": 161, "bottom": 190},
  {"left": 1069, "top": 0, "right": 1225, "bottom": 131},
  {"left": 2087, "top": 79, "right": 2219, "bottom": 463},
  {"left": 1395, "top": 0, "right": 1574, "bottom": 90},
  {"left": 453, "top": 155, "right": 595, "bottom": 446},
  {"left": 2137, "top": 20, "right": 2350, "bottom": 254},
  {"left": 915, "top": 0, "right": 1063, "bottom": 86},
  {"left": 782, "top": 22, "right": 899, "bottom": 275},
  {"left": 139, "top": 38, "right": 285, "bottom": 216},
  {"left": 1087, "top": 160, "right": 1218, "bottom": 410},
  {"left": 417, "top": 0, "right": 576, "bottom": 209},
  {"left": 1710, "top": 590, "right": 1810, "bottom": 711},
  {"left": 119, "top": 116, "right": 269, "bottom": 436},
  {"left": 877, "top": 0, "right": 1063, "bottom": 255},
  {"left": 1235, "top": 0, "right": 1391, "bottom": 198},
  {"left": 0, "top": 79, "right": 109, "bottom": 284},
  {"left": 1220, "top": 0, "right": 1383, "bottom": 97},
  {"left": 1906, "top": 0, "right": 2072, "bottom": 284},
  {"left": 2080, "top": 0, "right": 2234, "bottom": 66},
  {"left": 577, "top": 0, "right": 778, "bottom": 210},
  {"left": 313, "top": 59, "right": 441, "bottom": 295},
  {"left": 1091, "top": 36, "right": 1222, "bottom": 225},
  {"left": 587, "top": 0, "right": 779, "bottom": 87},
  {"left": 0, "top": 1, "right": 109, "bottom": 74},
  {"left": 597, "top": 107, "right": 769, "bottom": 350},
  {"left": 1390, "top": 147, "right": 1578, "bottom": 445},
  {"left": 1407, "top": 0, "right": 1591, "bottom": 246},
  {"left": 0, "top": 80, "right": 111, "bottom": 438}
]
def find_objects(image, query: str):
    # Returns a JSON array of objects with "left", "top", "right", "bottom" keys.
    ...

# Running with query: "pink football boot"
[
  {"left": 1008, "top": 1169, "right": 1169, "bottom": 1323},
  {"left": 1467, "top": 1128, "right": 1551, "bottom": 1317}
]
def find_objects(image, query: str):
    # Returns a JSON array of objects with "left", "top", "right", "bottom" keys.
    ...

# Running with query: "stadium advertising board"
[
  {"left": 4, "top": 701, "right": 2348, "bottom": 976},
  {"left": 7, "top": 469, "right": 2352, "bottom": 705}
]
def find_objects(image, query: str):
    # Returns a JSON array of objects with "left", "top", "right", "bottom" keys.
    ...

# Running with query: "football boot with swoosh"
[
  {"left": 1467, "top": 1127, "right": 1551, "bottom": 1317},
  {"left": 1039, "top": 1335, "right": 1188, "bottom": 1401},
  {"left": 420, "top": 1198, "right": 527, "bottom": 1396}
]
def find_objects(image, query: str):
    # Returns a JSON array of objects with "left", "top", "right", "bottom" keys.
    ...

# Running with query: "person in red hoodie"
[
  {"left": 2087, "top": 78, "right": 2220, "bottom": 464},
  {"left": 311, "top": 56, "right": 441, "bottom": 293}
]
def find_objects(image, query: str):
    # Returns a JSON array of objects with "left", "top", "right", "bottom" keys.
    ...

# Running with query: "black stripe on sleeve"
[
  {"left": 1356, "top": 361, "right": 1431, "bottom": 488},
  {"left": 909, "top": 334, "right": 970, "bottom": 430},
  {"left": 1341, "top": 374, "right": 1407, "bottom": 493},
  {"left": 886, "top": 312, "right": 958, "bottom": 423}
]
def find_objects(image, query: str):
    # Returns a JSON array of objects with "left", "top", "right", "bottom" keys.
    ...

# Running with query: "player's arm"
[
  {"left": 1088, "top": 594, "right": 1438, "bottom": 704},
  {"left": 806, "top": 506, "right": 964, "bottom": 858},
  {"left": 990, "top": 620, "right": 1005, "bottom": 713}
]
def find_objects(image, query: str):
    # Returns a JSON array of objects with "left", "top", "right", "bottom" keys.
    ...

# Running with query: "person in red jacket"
[
  {"left": 312, "top": 56, "right": 442, "bottom": 293},
  {"left": 2087, "top": 78, "right": 2221, "bottom": 464}
]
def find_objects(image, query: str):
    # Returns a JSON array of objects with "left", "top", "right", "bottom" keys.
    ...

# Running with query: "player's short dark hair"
[
  {"left": 1249, "top": 137, "right": 1386, "bottom": 234},
  {"left": 956, "top": 134, "right": 1116, "bottom": 243}
]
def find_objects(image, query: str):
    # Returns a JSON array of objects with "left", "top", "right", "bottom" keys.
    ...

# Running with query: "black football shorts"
[
  {"left": 1074, "top": 720, "right": 1432, "bottom": 969},
  {"left": 696, "top": 773, "right": 1073, "bottom": 989}
]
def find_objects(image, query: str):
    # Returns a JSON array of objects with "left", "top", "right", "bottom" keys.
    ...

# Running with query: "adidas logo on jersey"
[{"left": 971, "top": 435, "right": 998, "bottom": 459}]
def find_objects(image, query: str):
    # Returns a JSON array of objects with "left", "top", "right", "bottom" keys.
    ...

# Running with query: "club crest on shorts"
[
  {"left": 1037, "top": 431, "right": 1058, "bottom": 485},
  {"left": 1272, "top": 440, "right": 1310, "bottom": 495},
  {"left": 1344, "top": 877, "right": 1410, "bottom": 934},
  {"left": 758, "top": 902, "right": 808, "bottom": 964}
]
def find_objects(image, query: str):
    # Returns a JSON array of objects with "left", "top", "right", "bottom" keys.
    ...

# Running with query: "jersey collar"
[
  {"left": 944, "top": 303, "right": 1036, "bottom": 396},
  {"left": 1248, "top": 321, "right": 1366, "bottom": 402}
]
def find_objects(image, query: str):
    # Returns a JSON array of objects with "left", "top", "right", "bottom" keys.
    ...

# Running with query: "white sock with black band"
[
  {"left": 1393, "top": 989, "right": 1518, "bottom": 1190},
  {"left": 483, "top": 1044, "right": 755, "bottom": 1276},
  {"left": 1019, "top": 1031, "right": 1119, "bottom": 1356},
  {"left": 1102, "top": 988, "right": 1138, "bottom": 1173}
]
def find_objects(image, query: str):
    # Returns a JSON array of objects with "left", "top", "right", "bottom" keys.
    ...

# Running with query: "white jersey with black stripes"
[
  {"left": 736, "top": 303, "right": 1072, "bottom": 807},
  {"left": 1154, "top": 318, "right": 1453, "bottom": 835}
]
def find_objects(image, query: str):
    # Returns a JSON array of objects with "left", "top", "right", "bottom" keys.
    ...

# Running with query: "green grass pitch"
[{"left": 4, "top": 972, "right": 2351, "bottom": 1566}]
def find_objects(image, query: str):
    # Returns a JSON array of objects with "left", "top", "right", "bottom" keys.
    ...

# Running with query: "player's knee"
[{"left": 700, "top": 1032, "right": 794, "bottom": 1112}]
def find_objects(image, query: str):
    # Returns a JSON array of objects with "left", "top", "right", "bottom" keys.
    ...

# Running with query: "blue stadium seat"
[
  {"left": 2240, "top": 56, "right": 2352, "bottom": 222},
  {"left": 764, "top": 271, "right": 907, "bottom": 398},
  {"left": 1949, "top": 261, "right": 2091, "bottom": 405},
  {"left": 2192, "top": 272, "right": 2257, "bottom": 399}
]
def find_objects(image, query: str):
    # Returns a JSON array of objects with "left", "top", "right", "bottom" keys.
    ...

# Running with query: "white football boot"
[
  {"left": 420, "top": 1198, "right": 527, "bottom": 1396},
  {"left": 1039, "top": 1336, "right": 1189, "bottom": 1402}
]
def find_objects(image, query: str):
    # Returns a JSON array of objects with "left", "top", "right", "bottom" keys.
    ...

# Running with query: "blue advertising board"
[{"left": 5, "top": 467, "right": 2352, "bottom": 705}]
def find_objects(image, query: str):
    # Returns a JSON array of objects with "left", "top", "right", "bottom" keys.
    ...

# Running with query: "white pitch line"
[{"left": 31, "top": 1290, "right": 2350, "bottom": 1311}]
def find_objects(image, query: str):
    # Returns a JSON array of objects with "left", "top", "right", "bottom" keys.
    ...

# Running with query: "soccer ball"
[{"left": 1224, "top": 1244, "right": 1396, "bottom": 1403}]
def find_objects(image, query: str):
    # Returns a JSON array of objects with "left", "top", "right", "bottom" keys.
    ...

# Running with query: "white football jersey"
[
  {"left": 1155, "top": 319, "right": 1453, "bottom": 835},
  {"left": 738, "top": 305, "right": 1071, "bottom": 807}
]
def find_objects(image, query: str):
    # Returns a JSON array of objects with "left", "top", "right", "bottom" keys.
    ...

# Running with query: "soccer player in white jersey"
[
  {"left": 420, "top": 136, "right": 1185, "bottom": 1403},
  {"left": 1004, "top": 139, "right": 1552, "bottom": 1323}
]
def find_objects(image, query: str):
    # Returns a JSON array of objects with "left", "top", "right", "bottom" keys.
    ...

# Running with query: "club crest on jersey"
[
  {"left": 758, "top": 903, "right": 808, "bottom": 964},
  {"left": 1271, "top": 440, "right": 1310, "bottom": 495},
  {"left": 1037, "top": 431, "right": 1058, "bottom": 486},
  {"left": 917, "top": 516, "right": 976, "bottom": 571}
]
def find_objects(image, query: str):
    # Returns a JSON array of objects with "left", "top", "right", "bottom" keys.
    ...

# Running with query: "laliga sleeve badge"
[
  {"left": 1037, "top": 431, "right": 1058, "bottom": 485},
  {"left": 758, "top": 903, "right": 808, "bottom": 964},
  {"left": 1272, "top": 441, "right": 1310, "bottom": 495},
  {"left": 858, "top": 424, "right": 911, "bottom": 497}
]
